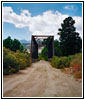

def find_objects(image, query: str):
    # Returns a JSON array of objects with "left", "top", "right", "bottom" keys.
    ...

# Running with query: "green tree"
[
  {"left": 42, "top": 37, "right": 51, "bottom": 47},
  {"left": 54, "top": 40, "right": 62, "bottom": 56},
  {"left": 13, "top": 39, "right": 24, "bottom": 52},
  {"left": 39, "top": 38, "right": 50, "bottom": 61},
  {"left": 3, "top": 36, "right": 24, "bottom": 52},
  {"left": 3, "top": 37, "right": 13, "bottom": 50},
  {"left": 58, "top": 17, "right": 82, "bottom": 56},
  {"left": 41, "top": 47, "right": 48, "bottom": 57},
  {"left": 39, "top": 47, "right": 48, "bottom": 61}
]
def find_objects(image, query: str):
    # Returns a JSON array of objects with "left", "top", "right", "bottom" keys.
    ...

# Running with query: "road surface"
[{"left": 3, "top": 60, "right": 82, "bottom": 97}]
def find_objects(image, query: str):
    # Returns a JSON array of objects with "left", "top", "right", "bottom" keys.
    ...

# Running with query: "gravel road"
[{"left": 3, "top": 60, "right": 82, "bottom": 97}]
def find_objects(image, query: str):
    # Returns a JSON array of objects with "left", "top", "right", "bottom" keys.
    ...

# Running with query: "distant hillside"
[
  {"left": 22, "top": 43, "right": 31, "bottom": 49},
  {"left": 20, "top": 39, "right": 31, "bottom": 44}
]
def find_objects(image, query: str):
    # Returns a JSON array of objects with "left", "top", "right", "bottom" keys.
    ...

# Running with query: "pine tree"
[
  {"left": 58, "top": 17, "right": 82, "bottom": 56},
  {"left": 3, "top": 36, "right": 24, "bottom": 52}
]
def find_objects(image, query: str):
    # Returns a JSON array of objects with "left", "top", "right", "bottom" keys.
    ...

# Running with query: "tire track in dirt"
[
  {"left": 3, "top": 60, "right": 82, "bottom": 97},
  {"left": 3, "top": 62, "right": 40, "bottom": 95}
]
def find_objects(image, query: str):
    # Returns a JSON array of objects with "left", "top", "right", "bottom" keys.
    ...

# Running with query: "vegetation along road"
[{"left": 3, "top": 60, "right": 82, "bottom": 97}]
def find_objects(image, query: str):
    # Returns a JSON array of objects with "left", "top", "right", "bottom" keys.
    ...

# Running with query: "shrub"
[
  {"left": 73, "top": 63, "right": 82, "bottom": 73},
  {"left": 38, "top": 55, "right": 44, "bottom": 60},
  {"left": 44, "top": 56, "right": 48, "bottom": 61},
  {"left": 74, "top": 71, "right": 82, "bottom": 79},
  {"left": 68, "top": 55, "right": 73, "bottom": 61},
  {"left": 59, "top": 57, "right": 70, "bottom": 68},
  {"left": 18, "top": 59, "right": 27, "bottom": 69},
  {"left": 51, "top": 56, "right": 70, "bottom": 69},
  {"left": 5, "top": 53, "right": 19, "bottom": 72},
  {"left": 14, "top": 51, "right": 31, "bottom": 69},
  {"left": 51, "top": 56, "right": 60, "bottom": 68},
  {"left": 3, "top": 47, "right": 32, "bottom": 75},
  {"left": 3, "top": 47, "right": 12, "bottom": 69},
  {"left": 51, "top": 53, "right": 82, "bottom": 80},
  {"left": 70, "top": 53, "right": 82, "bottom": 73},
  {"left": 3, "top": 66, "right": 16, "bottom": 75}
]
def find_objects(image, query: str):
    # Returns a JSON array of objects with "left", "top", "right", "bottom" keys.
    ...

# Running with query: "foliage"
[
  {"left": 51, "top": 56, "right": 70, "bottom": 69},
  {"left": 59, "top": 57, "right": 70, "bottom": 68},
  {"left": 44, "top": 56, "right": 48, "bottom": 61},
  {"left": 70, "top": 53, "right": 82, "bottom": 73},
  {"left": 54, "top": 40, "right": 62, "bottom": 56},
  {"left": 3, "top": 36, "right": 24, "bottom": 52},
  {"left": 68, "top": 55, "right": 73, "bottom": 61},
  {"left": 38, "top": 47, "right": 48, "bottom": 61},
  {"left": 73, "top": 64, "right": 82, "bottom": 73},
  {"left": 41, "top": 37, "right": 53, "bottom": 59},
  {"left": 3, "top": 47, "right": 31, "bottom": 75},
  {"left": 58, "top": 17, "right": 82, "bottom": 56},
  {"left": 38, "top": 55, "right": 44, "bottom": 60},
  {"left": 41, "top": 47, "right": 48, "bottom": 57},
  {"left": 51, "top": 53, "right": 82, "bottom": 79},
  {"left": 51, "top": 53, "right": 82, "bottom": 69},
  {"left": 42, "top": 37, "right": 52, "bottom": 47},
  {"left": 74, "top": 71, "right": 82, "bottom": 79},
  {"left": 51, "top": 56, "right": 59, "bottom": 68}
]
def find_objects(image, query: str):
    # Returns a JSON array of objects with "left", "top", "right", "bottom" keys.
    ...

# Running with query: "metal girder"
[{"left": 30, "top": 35, "right": 54, "bottom": 59}]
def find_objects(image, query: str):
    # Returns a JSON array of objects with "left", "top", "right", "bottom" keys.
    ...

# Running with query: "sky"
[{"left": 3, "top": 2, "right": 82, "bottom": 41}]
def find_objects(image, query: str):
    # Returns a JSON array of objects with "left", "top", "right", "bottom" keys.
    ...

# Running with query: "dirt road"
[{"left": 3, "top": 60, "right": 82, "bottom": 97}]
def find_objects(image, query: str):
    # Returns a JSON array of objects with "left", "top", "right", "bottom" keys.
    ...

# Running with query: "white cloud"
[
  {"left": 3, "top": 6, "right": 82, "bottom": 40},
  {"left": 73, "top": 16, "right": 82, "bottom": 37},
  {"left": 64, "top": 5, "right": 75, "bottom": 10}
]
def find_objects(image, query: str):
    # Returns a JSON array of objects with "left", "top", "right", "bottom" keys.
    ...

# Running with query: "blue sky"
[{"left": 3, "top": 3, "right": 82, "bottom": 41}]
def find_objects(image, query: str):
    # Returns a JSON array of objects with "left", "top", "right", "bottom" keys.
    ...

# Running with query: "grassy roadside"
[
  {"left": 51, "top": 53, "right": 82, "bottom": 79},
  {"left": 3, "top": 47, "right": 32, "bottom": 75}
]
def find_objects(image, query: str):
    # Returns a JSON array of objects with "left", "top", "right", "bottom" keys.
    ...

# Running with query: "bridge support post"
[
  {"left": 31, "top": 36, "right": 38, "bottom": 59},
  {"left": 48, "top": 36, "right": 54, "bottom": 58}
]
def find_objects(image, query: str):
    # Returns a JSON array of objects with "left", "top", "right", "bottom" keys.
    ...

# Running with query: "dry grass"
[
  {"left": 61, "top": 68, "right": 70, "bottom": 74},
  {"left": 74, "top": 71, "right": 82, "bottom": 79},
  {"left": 61, "top": 69, "right": 66, "bottom": 73}
]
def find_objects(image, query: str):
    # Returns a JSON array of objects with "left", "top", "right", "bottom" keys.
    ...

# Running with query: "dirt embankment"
[{"left": 3, "top": 60, "right": 82, "bottom": 97}]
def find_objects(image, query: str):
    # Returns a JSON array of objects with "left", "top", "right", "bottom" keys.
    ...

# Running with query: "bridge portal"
[{"left": 30, "top": 35, "right": 54, "bottom": 59}]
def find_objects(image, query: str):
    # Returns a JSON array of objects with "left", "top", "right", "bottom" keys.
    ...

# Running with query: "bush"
[
  {"left": 51, "top": 53, "right": 82, "bottom": 70},
  {"left": 74, "top": 71, "right": 82, "bottom": 79},
  {"left": 5, "top": 53, "right": 19, "bottom": 72},
  {"left": 51, "top": 53, "right": 82, "bottom": 80},
  {"left": 51, "top": 56, "right": 70, "bottom": 69},
  {"left": 70, "top": 53, "right": 82, "bottom": 66},
  {"left": 15, "top": 51, "right": 32, "bottom": 69},
  {"left": 70, "top": 53, "right": 82, "bottom": 73},
  {"left": 38, "top": 56, "right": 44, "bottom": 60},
  {"left": 3, "top": 47, "right": 32, "bottom": 75},
  {"left": 51, "top": 56, "right": 59, "bottom": 68},
  {"left": 68, "top": 55, "right": 73, "bottom": 61},
  {"left": 59, "top": 57, "right": 70, "bottom": 68}
]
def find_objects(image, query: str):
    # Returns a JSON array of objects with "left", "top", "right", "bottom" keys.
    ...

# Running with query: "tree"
[
  {"left": 54, "top": 40, "right": 62, "bottom": 56},
  {"left": 41, "top": 47, "right": 48, "bottom": 58},
  {"left": 12, "top": 39, "right": 24, "bottom": 52},
  {"left": 3, "top": 36, "right": 24, "bottom": 52},
  {"left": 3, "top": 37, "right": 13, "bottom": 50},
  {"left": 42, "top": 37, "right": 51, "bottom": 47},
  {"left": 58, "top": 17, "right": 82, "bottom": 56}
]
